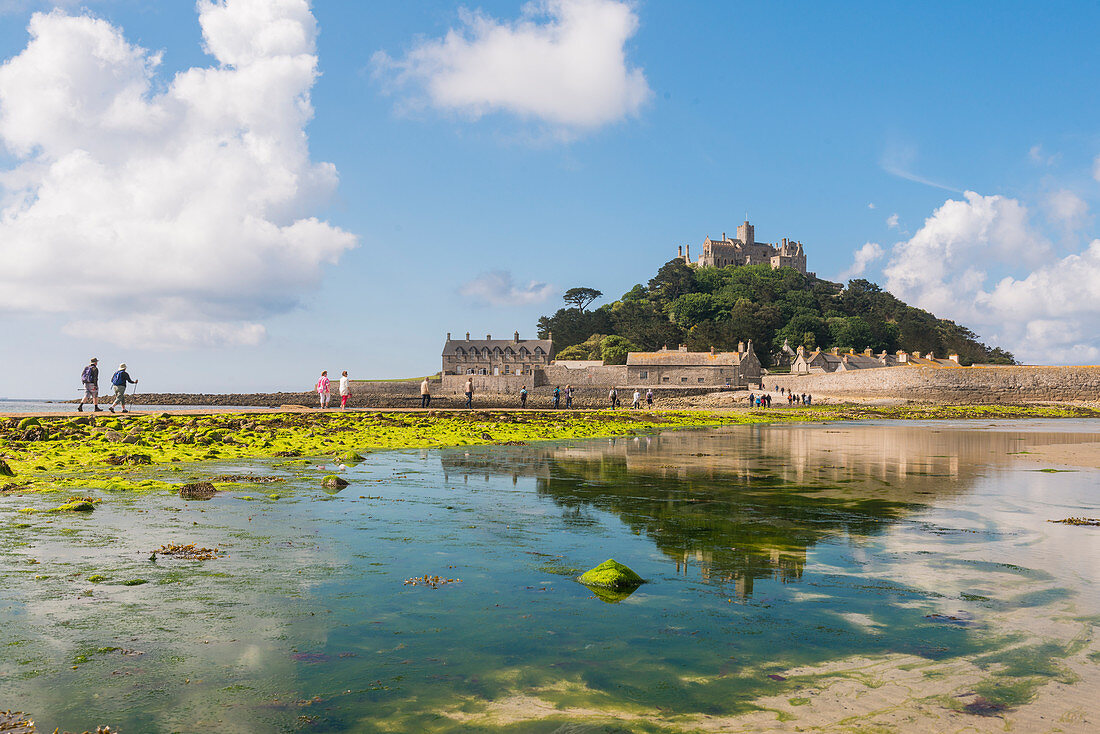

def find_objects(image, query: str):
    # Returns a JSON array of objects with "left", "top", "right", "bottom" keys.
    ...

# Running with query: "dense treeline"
[{"left": 536, "top": 259, "right": 1015, "bottom": 367}]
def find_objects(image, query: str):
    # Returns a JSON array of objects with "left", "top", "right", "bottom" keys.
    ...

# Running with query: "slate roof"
[
  {"left": 627, "top": 350, "right": 745, "bottom": 366},
  {"left": 443, "top": 338, "right": 553, "bottom": 357}
]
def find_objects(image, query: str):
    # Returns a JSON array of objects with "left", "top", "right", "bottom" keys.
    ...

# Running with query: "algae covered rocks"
[
  {"left": 179, "top": 482, "right": 217, "bottom": 500},
  {"left": 577, "top": 559, "right": 644, "bottom": 590},
  {"left": 322, "top": 475, "right": 349, "bottom": 490}
]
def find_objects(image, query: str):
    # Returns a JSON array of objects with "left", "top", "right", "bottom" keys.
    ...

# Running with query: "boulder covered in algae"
[
  {"left": 577, "top": 559, "right": 644, "bottom": 590},
  {"left": 179, "top": 482, "right": 217, "bottom": 500},
  {"left": 322, "top": 475, "right": 349, "bottom": 490},
  {"left": 0, "top": 458, "right": 14, "bottom": 477}
]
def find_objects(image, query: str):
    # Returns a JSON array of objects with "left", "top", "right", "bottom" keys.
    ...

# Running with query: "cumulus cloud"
[
  {"left": 881, "top": 190, "right": 1100, "bottom": 364},
  {"left": 886, "top": 213, "right": 899, "bottom": 229},
  {"left": 1045, "top": 189, "right": 1088, "bottom": 232},
  {"left": 836, "top": 242, "right": 884, "bottom": 283},
  {"left": 0, "top": 0, "right": 356, "bottom": 347},
  {"left": 459, "top": 270, "right": 555, "bottom": 307},
  {"left": 372, "top": 0, "right": 651, "bottom": 134}
]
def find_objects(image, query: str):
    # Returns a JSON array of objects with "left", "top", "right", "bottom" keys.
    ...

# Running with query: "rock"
[
  {"left": 339, "top": 451, "right": 365, "bottom": 463},
  {"left": 72, "top": 415, "right": 93, "bottom": 425},
  {"left": 49, "top": 500, "right": 95, "bottom": 512},
  {"left": 481, "top": 432, "right": 493, "bottom": 441},
  {"left": 0, "top": 459, "right": 13, "bottom": 478},
  {"left": 179, "top": 482, "right": 217, "bottom": 500},
  {"left": 121, "top": 435, "right": 141, "bottom": 444},
  {"left": 104, "top": 430, "right": 124, "bottom": 443},
  {"left": 17, "top": 417, "right": 39, "bottom": 430},
  {"left": 322, "top": 475, "right": 349, "bottom": 489},
  {"left": 577, "top": 559, "right": 645, "bottom": 591}
]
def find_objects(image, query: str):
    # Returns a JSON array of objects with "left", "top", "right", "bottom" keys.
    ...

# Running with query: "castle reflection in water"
[{"left": 440, "top": 423, "right": 1096, "bottom": 599}]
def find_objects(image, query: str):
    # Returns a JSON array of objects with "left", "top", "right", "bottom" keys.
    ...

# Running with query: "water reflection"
[{"left": 442, "top": 423, "right": 1100, "bottom": 599}]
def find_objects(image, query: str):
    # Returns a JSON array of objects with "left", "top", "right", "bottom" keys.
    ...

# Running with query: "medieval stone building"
[
  {"left": 625, "top": 342, "right": 762, "bottom": 387},
  {"left": 677, "top": 220, "right": 807, "bottom": 274},
  {"left": 441, "top": 332, "right": 554, "bottom": 378}
]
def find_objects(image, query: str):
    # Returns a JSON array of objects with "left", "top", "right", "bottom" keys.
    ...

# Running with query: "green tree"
[
  {"left": 562, "top": 287, "right": 603, "bottom": 311},
  {"left": 670, "top": 293, "right": 722, "bottom": 329},
  {"left": 647, "top": 259, "right": 696, "bottom": 302},
  {"left": 600, "top": 335, "right": 640, "bottom": 365}
]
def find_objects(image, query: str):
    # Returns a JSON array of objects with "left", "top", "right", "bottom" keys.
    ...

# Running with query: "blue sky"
[{"left": 2, "top": 0, "right": 1100, "bottom": 398}]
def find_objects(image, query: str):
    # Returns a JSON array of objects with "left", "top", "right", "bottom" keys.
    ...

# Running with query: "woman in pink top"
[{"left": 316, "top": 370, "right": 331, "bottom": 408}]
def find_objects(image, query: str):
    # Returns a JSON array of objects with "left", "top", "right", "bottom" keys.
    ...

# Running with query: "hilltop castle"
[{"left": 677, "top": 220, "right": 807, "bottom": 274}]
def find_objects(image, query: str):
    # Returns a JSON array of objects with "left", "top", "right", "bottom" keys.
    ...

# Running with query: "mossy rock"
[
  {"left": 322, "top": 475, "right": 349, "bottom": 490},
  {"left": 0, "top": 459, "right": 13, "bottom": 478},
  {"left": 577, "top": 559, "right": 644, "bottom": 591},
  {"left": 48, "top": 500, "right": 95, "bottom": 512},
  {"left": 17, "top": 417, "right": 39, "bottom": 430},
  {"left": 88, "top": 574, "right": 107, "bottom": 583},
  {"left": 339, "top": 451, "right": 365, "bottom": 463},
  {"left": 179, "top": 481, "right": 217, "bottom": 500}
]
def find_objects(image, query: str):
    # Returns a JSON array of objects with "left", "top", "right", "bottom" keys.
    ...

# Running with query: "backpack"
[
  {"left": 111, "top": 370, "right": 126, "bottom": 386},
  {"left": 81, "top": 366, "right": 94, "bottom": 383}
]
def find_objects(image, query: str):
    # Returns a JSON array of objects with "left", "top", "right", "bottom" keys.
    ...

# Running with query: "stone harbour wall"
[{"left": 766, "top": 365, "right": 1100, "bottom": 404}]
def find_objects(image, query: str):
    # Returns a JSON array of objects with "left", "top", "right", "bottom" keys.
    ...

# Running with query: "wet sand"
[{"left": 1016, "top": 441, "right": 1100, "bottom": 469}]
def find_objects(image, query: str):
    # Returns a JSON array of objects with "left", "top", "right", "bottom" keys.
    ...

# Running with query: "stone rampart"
[{"left": 766, "top": 365, "right": 1100, "bottom": 404}]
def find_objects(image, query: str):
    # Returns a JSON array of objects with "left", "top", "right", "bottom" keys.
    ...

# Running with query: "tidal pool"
[{"left": 2, "top": 420, "right": 1099, "bottom": 732}]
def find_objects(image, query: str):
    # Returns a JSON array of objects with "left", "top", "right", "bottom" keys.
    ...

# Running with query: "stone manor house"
[{"left": 677, "top": 220, "right": 807, "bottom": 274}]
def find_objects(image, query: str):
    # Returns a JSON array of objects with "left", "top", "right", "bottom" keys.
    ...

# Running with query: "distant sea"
[{"left": 0, "top": 399, "right": 247, "bottom": 414}]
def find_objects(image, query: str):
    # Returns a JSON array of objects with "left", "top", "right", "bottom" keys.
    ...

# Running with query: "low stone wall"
[
  {"left": 766, "top": 365, "right": 1100, "bottom": 404},
  {"left": 541, "top": 364, "right": 629, "bottom": 387}
]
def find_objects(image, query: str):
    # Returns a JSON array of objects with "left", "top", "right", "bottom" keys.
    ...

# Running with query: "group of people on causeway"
[
  {"left": 78, "top": 357, "right": 138, "bottom": 413},
  {"left": 749, "top": 385, "right": 813, "bottom": 407}
]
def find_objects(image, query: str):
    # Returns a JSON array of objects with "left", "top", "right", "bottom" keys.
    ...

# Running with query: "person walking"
[
  {"left": 553, "top": 386, "right": 561, "bottom": 409},
  {"left": 565, "top": 385, "right": 573, "bottom": 409},
  {"left": 108, "top": 363, "right": 138, "bottom": 413},
  {"left": 646, "top": 388, "right": 654, "bottom": 407},
  {"left": 78, "top": 357, "right": 101, "bottom": 412},
  {"left": 632, "top": 389, "right": 641, "bottom": 409},
  {"left": 464, "top": 377, "right": 474, "bottom": 408},
  {"left": 520, "top": 385, "right": 528, "bottom": 408},
  {"left": 316, "top": 371, "right": 331, "bottom": 409},
  {"left": 339, "top": 371, "right": 350, "bottom": 409},
  {"left": 420, "top": 377, "right": 431, "bottom": 408},
  {"left": 609, "top": 387, "right": 618, "bottom": 409}
]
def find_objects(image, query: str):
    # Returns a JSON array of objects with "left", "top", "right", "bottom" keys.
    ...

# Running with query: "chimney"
[
  {"left": 797, "top": 345, "right": 805, "bottom": 356},
  {"left": 514, "top": 331, "right": 520, "bottom": 343},
  {"left": 465, "top": 332, "right": 470, "bottom": 340},
  {"left": 898, "top": 351, "right": 908, "bottom": 363},
  {"left": 678, "top": 245, "right": 683, "bottom": 258},
  {"left": 486, "top": 334, "right": 492, "bottom": 340},
  {"left": 447, "top": 332, "right": 451, "bottom": 340},
  {"left": 722, "top": 232, "right": 726, "bottom": 241},
  {"left": 913, "top": 351, "right": 921, "bottom": 359},
  {"left": 864, "top": 348, "right": 872, "bottom": 357},
  {"left": 710, "top": 346, "right": 715, "bottom": 354},
  {"left": 949, "top": 354, "right": 960, "bottom": 363},
  {"left": 678, "top": 344, "right": 687, "bottom": 352},
  {"left": 831, "top": 347, "right": 839, "bottom": 356}
]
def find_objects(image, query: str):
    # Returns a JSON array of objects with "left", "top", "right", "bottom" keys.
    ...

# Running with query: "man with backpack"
[
  {"left": 108, "top": 363, "right": 138, "bottom": 413},
  {"left": 78, "top": 358, "right": 101, "bottom": 412}
]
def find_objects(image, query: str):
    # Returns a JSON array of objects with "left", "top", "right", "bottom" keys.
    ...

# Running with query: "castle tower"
[{"left": 736, "top": 220, "right": 754, "bottom": 247}]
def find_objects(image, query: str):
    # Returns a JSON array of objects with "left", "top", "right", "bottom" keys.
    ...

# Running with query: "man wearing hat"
[
  {"left": 108, "top": 363, "right": 138, "bottom": 413},
  {"left": 78, "top": 357, "right": 101, "bottom": 412}
]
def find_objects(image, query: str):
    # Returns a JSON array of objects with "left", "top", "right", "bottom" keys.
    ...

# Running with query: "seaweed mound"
[
  {"left": 577, "top": 559, "right": 644, "bottom": 590},
  {"left": 0, "top": 459, "right": 14, "bottom": 478},
  {"left": 322, "top": 475, "right": 349, "bottom": 489},
  {"left": 179, "top": 482, "right": 217, "bottom": 500}
]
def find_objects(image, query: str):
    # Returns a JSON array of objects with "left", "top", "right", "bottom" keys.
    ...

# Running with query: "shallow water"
[{"left": 2, "top": 420, "right": 1099, "bottom": 732}]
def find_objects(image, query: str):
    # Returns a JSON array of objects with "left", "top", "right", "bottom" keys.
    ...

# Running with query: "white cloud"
[
  {"left": 886, "top": 213, "right": 899, "bottom": 229},
  {"left": 1029, "top": 144, "right": 1058, "bottom": 166},
  {"left": 883, "top": 191, "right": 1048, "bottom": 323},
  {"left": 867, "top": 202, "right": 875, "bottom": 210},
  {"left": 0, "top": 0, "right": 356, "bottom": 348},
  {"left": 372, "top": 0, "right": 651, "bottom": 134},
  {"left": 881, "top": 190, "right": 1100, "bottom": 364},
  {"left": 459, "top": 270, "right": 555, "bottom": 307},
  {"left": 1044, "top": 189, "right": 1088, "bottom": 232},
  {"left": 836, "top": 242, "right": 884, "bottom": 283}
]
